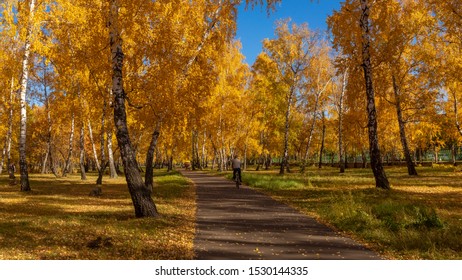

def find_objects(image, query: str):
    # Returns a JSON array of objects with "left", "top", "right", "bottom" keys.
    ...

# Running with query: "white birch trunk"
[
  {"left": 338, "top": 69, "right": 347, "bottom": 173},
  {"left": 452, "top": 90, "right": 462, "bottom": 137},
  {"left": 360, "top": 0, "right": 390, "bottom": 189},
  {"left": 301, "top": 75, "right": 331, "bottom": 172},
  {"left": 201, "top": 129, "right": 207, "bottom": 168},
  {"left": 79, "top": 121, "right": 86, "bottom": 180},
  {"left": 88, "top": 120, "right": 101, "bottom": 171},
  {"left": 107, "top": 90, "right": 117, "bottom": 178},
  {"left": 46, "top": 90, "right": 58, "bottom": 177},
  {"left": 318, "top": 111, "right": 326, "bottom": 168},
  {"left": 18, "top": 0, "right": 36, "bottom": 191},
  {"left": 392, "top": 74, "right": 417, "bottom": 175},
  {"left": 107, "top": 129, "right": 117, "bottom": 178},
  {"left": 280, "top": 86, "right": 295, "bottom": 175},
  {"left": 62, "top": 112, "right": 75, "bottom": 177},
  {"left": 96, "top": 101, "right": 107, "bottom": 185},
  {"left": 109, "top": 0, "right": 158, "bottom": 217},
  {"left": 41, "top": 76, "right": 50, "bottom": 174}
]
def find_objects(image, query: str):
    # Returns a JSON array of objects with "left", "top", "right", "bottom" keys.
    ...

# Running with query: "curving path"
[{"left": 180, "top": 170, "right": 382, "bottom": 260}]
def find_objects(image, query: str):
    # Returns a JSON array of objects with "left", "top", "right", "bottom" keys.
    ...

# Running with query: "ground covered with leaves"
[
  {"left": 0, "top": 170, "right": 195, "bottom": 260},
  {"left": 224, "top": 165, "right": 462, "bottom": 260},
  {"left": 4, "top": 166, "right": 462, "bottom": 260}
]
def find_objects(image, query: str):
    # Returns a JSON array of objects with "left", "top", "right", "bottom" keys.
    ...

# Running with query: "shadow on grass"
[
  {"left": 232, "top": 166, "right": 462, "bottom": 259},
  {"left": 0, "top": 172, "right": 195, "bottom": 260}
]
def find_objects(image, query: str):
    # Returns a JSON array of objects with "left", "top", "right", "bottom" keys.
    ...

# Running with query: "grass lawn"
[
  {"left": 218, "top": 165, "right": 462, "bottom": 260},
  {"left": 3, "top": 165, "right": 461, "bottom": 260},
  {"left": 0, "top": 170, "right": 195, "bottom": 260}
]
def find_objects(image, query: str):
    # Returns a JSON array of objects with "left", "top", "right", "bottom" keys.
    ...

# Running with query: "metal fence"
[{"left": 317, "top": 149, "right": 462, "bottom": 164}]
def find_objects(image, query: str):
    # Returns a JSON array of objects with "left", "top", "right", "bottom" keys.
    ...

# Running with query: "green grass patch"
[
  {"left": 226, "top": 172, "right": 311, "bottom": 190},
  {"left": 217, "top": 165, "right": 462, "bottom": 259},
  {"left": 0, "top": 170, "right": 195, "bottom": 260}
]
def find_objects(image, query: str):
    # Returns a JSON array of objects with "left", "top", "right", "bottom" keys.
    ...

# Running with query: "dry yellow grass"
[
  {"left": 0, "top": 171, "right": 195, "bottom": 260},
  {"left": 236, "top": 165, "right": 462, "bottom": 259}
]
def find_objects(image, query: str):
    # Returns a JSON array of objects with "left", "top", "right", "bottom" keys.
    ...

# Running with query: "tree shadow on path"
[{"left": 180, "top": 170, "right": 383, "bottom": 260}]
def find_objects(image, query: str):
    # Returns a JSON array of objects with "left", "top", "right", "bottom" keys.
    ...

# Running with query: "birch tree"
[
  {"left": 108, "top": 0, "right": 158, "bottom": 217},
  {"left": 255, "top": 20, "right": 316, "bottom": 175},
  {"left": 359, "top": 0, "right": 390, "bottom": 189},
  {"left": 17, "top": 0, "right": 37, "bottom": 191},
  {"left": 332, "top": 67, "right": 348, "bottom": 173},
  {"left": 329, "top": 0, "right": 390, "bottom": 189},
  {"left": 300, "top": 37, "right": 332, "bottom": 172}
]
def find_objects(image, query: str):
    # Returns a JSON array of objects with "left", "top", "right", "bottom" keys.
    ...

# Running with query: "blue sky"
[{"left": 236, "top": 0, "right": 342, "bottom": 65}]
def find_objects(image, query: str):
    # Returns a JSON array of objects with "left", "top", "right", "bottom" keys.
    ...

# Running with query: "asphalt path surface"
[{"left": 180, "top": 170, "right": 382, "bottom": 260}]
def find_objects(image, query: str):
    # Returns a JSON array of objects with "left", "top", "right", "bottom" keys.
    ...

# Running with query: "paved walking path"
[{"left": 180, "top": 170, "right": 382, "bottom": 260}]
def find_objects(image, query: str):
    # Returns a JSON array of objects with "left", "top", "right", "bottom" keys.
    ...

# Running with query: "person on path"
[{"left": 231, "top": 155, "right": 242, "bottom": 184}]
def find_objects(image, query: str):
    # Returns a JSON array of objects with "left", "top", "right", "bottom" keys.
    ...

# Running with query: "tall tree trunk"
[
  {"left": 244, "top": 142, "right": 248, "bottom": 171},
  {"left": 107, "top": 128, "right": 118, "bottom": 178},
  {"left": 88, "top": 120, "right": 101, "bottom": 171},
  {"left": 116, "top": 156, "right": 122, "bottom": 174},
  {"left": 338, "top": 70, "right": 347, "bottom": 173},
  {"left": 62, "top": 112, "right": 75, "bottom": 177},
  {"left": 145, "top": 128, "right": 160, "bottom": 192},
  {"left": 41, "top": 84, "right": 50, "bottom": 174},
  {"left": 300, "top": 114, "right": 316, "bottom": 173},
  {"left": 167, "top": 154, "right": 173, "bottom": 172},
  {"left": 211, "top": 154, "right": 216, "bottom": 170},
  {"left": 201, "top": 129, "right": 207, "bottom": 168},
  {"left": 42, "top": 79, "right": 58, "bottom": 177},
  {"left": 301, "top": 77, "right": 329, "bottom": 172},
  {"left": 38, "top": 59, "right": 50, "bottom": 174},
  {"left": 41, "top": 150, "right": 49, "bottom": 174},
  {"left": 280, "top": 86, "right": 294, "bottom": 175},
  {"left": 419, "top": 148, "right": 424, "bottom": 165},
  {"left": 106, "top": 89, "right": 118, "bottom": 179},
  {"left": 210, "top": 138, "right": 218, "bottom": 171},
  {"left": 219, "top": 141, "right": 225, "bottom": 171},
  {"left": 47, "top": 123, "right": 58, "bottom": 178},
  {"left": 392, "top": 74, "right": 417, "bottom": 176},
  {"left": 191, "top": 130, "right": 196, "bottom": 171},
  {"left": 359, "top": 0, "right": 390, "bottom": 189},
  {"left": 18, "top": 0, "right": 36, "bottom": 191},
  {"left": 195, "top": 131, "right": 201, "bottom": 170},
  {"left": 221, "top": 147, "right": 226, "bottom": 171},
  {"left": 451, "top": 90, "right": 462, "bottom": 137},
  {"left": 191, "top": 130, "right": 201, "bottom": 170},
  {"left": 451, "top": 143, "right": 457, "bottom": 166},
  {"left": 344, "top": 149, "right": 348, "bottom": 169},
  {"left": 264, "top": 152, "right": 270, "bottom": 170},
  {"left": 318, "top": 111, "right": 326, "bottom": 169},
  {"left": 7, "top": 88, "right": 13, "bottom": 178},
  {"left": 79, "top": 121, "right": 87, "bottom": 180},
  {"left": 361, "top": 149, "right": 367, "bottom": 168},
  {"left": 109, "top": 0, "right": 158, "bottom": 217},
  {"left": 96, "top": 101, "right": 108, "bottom": 185},
  {"left": 48, "top": 146, "right": 58, "bottom": 176}
]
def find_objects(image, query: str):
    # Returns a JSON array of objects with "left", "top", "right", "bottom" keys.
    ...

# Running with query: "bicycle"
[
  {"left": 235, "top": 173, "right": 240, "bottom": 189},
  {"left": 233, "top": 168, "right": 241, "bottom": 189}
]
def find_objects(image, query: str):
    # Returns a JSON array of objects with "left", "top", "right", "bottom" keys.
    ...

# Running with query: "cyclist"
[{"left": 231, "top": 155, "right": 242, "bottom": 185}]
